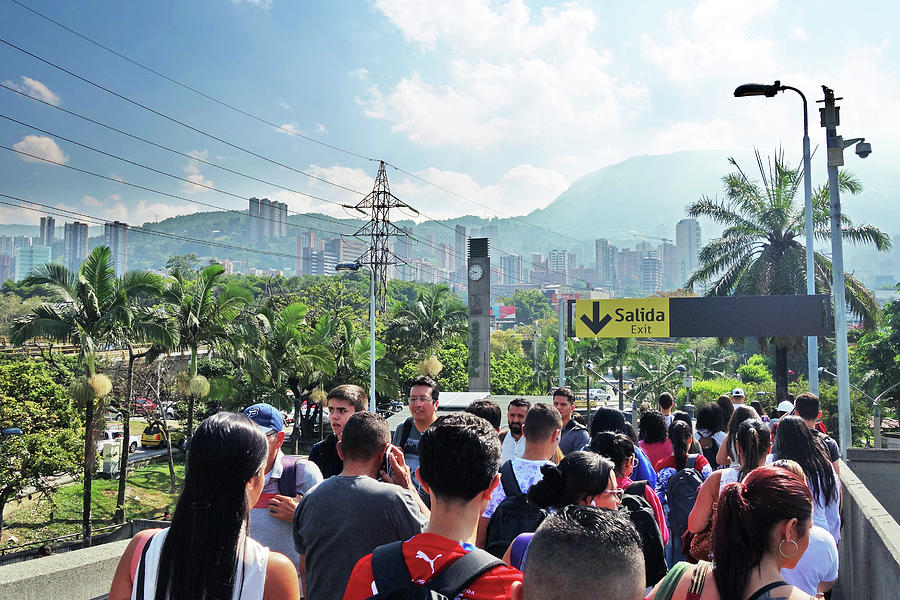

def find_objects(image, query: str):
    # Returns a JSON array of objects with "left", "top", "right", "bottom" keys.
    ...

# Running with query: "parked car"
[
  {"left": 130, "top": 397, "right": 158, "bottom": 416},
  {"left": 140, "top": 422, "right": 168, "bottom": 449},
  {"left": 97, "top": 428, "right": 139, "bottom": 453}
]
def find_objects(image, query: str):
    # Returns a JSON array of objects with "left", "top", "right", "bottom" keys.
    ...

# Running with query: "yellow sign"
[{"left": 574, "top": 298, "right": 670, "bottom": 338}]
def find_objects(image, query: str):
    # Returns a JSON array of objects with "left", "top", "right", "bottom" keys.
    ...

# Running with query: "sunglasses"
[{"left": 602, "top": 488, "right": 624, "bottom": 502}]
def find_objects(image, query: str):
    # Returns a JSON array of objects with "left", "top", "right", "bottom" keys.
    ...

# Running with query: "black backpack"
[
  {"left": 664, "top": 455, "right": 704, "bottom": 547},
  {"left": 621, "top": 480, "right": 667, "bottom": 586},
  {"left": 367, "top": 540, "right": 503, "bottom": 600},
  {"left": 484, "top": 461, "right": 548, "bottom": 558}
]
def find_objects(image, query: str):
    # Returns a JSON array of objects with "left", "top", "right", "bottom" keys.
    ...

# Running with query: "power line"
[
  {"left": 6, "top": 0, "right": 378, "bottom": 163},
  {"left": 0, "top": 36, "right": 366, "bottom": 196},
  {"left": 0, "top": 83, "right": 352, "bottom": 209}
]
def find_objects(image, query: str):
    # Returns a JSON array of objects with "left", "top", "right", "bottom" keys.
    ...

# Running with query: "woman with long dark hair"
[
  {"left": 688, "top": 418, "right": 771, "bottom": 560},
  {"left": 649, "top": 466, "right": 815, "bottom": 600},
  {"left": 591, "top": 407, "right": 658, "bottom": 488},
  {"left": 774, "top": 416, "right": 841, "bottom": 546},
  {"left": 109, "top": 413, "right": 300, "bottom": 600},
  {"left": 716, "top": 404, "right": 759, "bottom": 468},
  {"left": 504, "top": 452, "right": 622, "bottom": 569}
]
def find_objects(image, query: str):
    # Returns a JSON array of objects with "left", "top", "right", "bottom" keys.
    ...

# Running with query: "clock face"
[{"left": 468, "top": 263, "right": 484, "bottom": 281}]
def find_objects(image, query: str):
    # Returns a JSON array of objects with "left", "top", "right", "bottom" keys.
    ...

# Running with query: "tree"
[
  {"left": 686, "top": 151, "right": 890, "bottom": 402},
  {"left": 0, "top": 361, "right": 81, "bottom": 535},
  {"left": 386, "top": 284, "right": 467, "bottom": 361},
  {"left": 10, "top": 246, "right": 160, "bottom": 546},
  {"left": 165, "top": 253, "right": 200, "bottom": 274},
  {"left": 159, "top": 264, "right": 250, "bottom": 440},
  {"left": 499, "top": 289, "right": 553, "bottom": 325},
  {"left": 109, "top": 280, "right": 178, "bottom": 523},
  {"left": 851, "top": 288, "right": 900, "bottom": 418}
]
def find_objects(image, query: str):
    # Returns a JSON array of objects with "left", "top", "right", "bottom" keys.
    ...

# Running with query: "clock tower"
[{"left": 467, "top": 237, "right": 490, "bottom": 392}]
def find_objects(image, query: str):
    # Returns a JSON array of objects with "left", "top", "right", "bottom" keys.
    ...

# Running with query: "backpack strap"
[
  {"left": 685, "top": 560, "right": 711, "bottom": 600},
  {"left": 687, "top": 455, "right": 697, "bottom": 470},
  {"left": 130, "top": 529, "right": 161, "bottom": 584},
  {"left": 499, "top": 460, "right": 521, "bottom": 497},
  {"left": 499, "top": 430, "right": 508, "bottom": 442},
  {"left": 277, "top": 455, "right": 299, "bottom": 496},
  {"left": 371, "top": 541, "right": 412, "bottom": 596},
  {"left": 397, "top": 417, "right": 414, "bottom": 450},
  {"left": 427, "top": 548, "right": 504, "bottom": 598}
]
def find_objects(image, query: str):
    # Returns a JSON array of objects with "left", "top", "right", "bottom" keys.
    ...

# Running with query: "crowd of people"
[{"left": 107, "top": 380, "right": 842, "bottom": 600}]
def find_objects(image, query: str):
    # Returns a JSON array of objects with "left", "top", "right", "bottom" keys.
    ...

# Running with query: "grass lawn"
[{"left": 2, "top": 463, "right": 185, "bottom": 547}]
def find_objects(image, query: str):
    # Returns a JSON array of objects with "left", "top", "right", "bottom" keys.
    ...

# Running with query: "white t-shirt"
[
  {"left": 781, "top": 525, "right": 838, "bottom": 596},
  {"left": 482, "top": 457, "right": 553, "bottom": 518},
  {"left": 500, "top": 431, "right": 526, "bottom": 462}
]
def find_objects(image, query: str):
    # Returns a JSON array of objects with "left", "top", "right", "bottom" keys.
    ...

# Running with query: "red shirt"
[
  {"left": 342, "top": 533, "right": 522, "bottom": 600},
  {"left": 654, "top": 454, "right": 710, "bottom": 473}
]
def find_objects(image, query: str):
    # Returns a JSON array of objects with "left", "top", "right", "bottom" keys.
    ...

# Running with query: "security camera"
[{"left": 855, "top": 141, "right": 872, "bottom": 158}]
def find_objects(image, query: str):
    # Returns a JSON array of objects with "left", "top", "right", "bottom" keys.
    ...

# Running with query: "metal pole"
[
  {"left": 369, "top": 266, "right": 376, "bottom": 412},
  {"left": 796, "top": 90, "right": 820, "bottom": 395},
  {"left": 821, "top": 86, "right": 851, "bottom": 458},
  {"left": 586, "top": 370, "right": 592, "bottom": 428},
  {"left": 558, "top": 298, "right": 565, "bottom": 388}
]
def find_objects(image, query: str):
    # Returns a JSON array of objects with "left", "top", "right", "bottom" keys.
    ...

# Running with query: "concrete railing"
[
  {"left": 0, "top": 520, "right": 167, "bottom": 599},
  {"left": 837, "top": 458, "right": 900, "bottom": 600},
  {"left": 845, "top": 448, "right": 900, "bottom": 523}
]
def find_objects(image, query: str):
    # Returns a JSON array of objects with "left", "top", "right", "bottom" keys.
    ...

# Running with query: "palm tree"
[
  {"left": 10, "top": 247, "right": 160, "bottom": 546},
  {"left": 160, "top": 264, "right": 250, "bottom": 439},
  {"left": 686, "top": 151, "right": 891, "bottom": 401},
  {"left": 386, "top": 284, "right": 467, "bottom": 361}
]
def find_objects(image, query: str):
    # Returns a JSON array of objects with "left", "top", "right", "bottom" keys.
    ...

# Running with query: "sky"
[{"left": 0, "top": 0, "right": 898, "bottom": 234}]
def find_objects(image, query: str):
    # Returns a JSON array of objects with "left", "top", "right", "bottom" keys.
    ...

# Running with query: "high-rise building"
[
  {"left": 595, "top": 239, "right": 617, "bottom": 285},
  {"left": 296, "top": 231, "right": 317, "bottom": 275},
  {"left": 104, "top": 221, "right": 128, "bottom": 276},
  {"left": 0, "top": 254, "right": 13, "bottom": 282},
  {"left": 63, "top": 221, "right": 89, "bottom": 272},
  {"left": 549, "top": 249, "right": 570, "bottom": 285},
  {"left": 676, "top": 218, "right": 702, "bottom": 286},
  {"left": 249, "top": 197, "right": 289, "bottom": 241},
  {"left": 641, "top": 255, "right": 662, "bottom": 294},
  {"left": 0, "top": 236, "right": 13, "bottom": 257},
  {"left": 15, "top": 245, "right": 52, "bottom": 281},
  {"left": 40, "top": 216, "right": 55, "bottom": 246},
  {"left": 499, "top": 254, "right": 523, "bottom": 284},
  {"left": 661, "top": 241, "right": 677, "bottom": 290},
  {"left": 439, "top": 242, "right": 454, "bottom": 273},
  {"left": 454, "top": 225, "right": 466, "bottom": 275}
]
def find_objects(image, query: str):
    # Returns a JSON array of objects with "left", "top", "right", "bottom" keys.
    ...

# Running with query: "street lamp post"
[
  {"left": 336, "top": 261, "right": 377, "bottom": 412},
  {"left": 819, "top": 367, "right": 898, "bottom": 449},
  {"left": 734, "top": 80, "right": 818, "bottom": 395},
  {"left": 585, "top": 360, "right": 594, "bottom": 427},
  {"left": 819, "top": 85, "right": 872, "bottom": 458}
]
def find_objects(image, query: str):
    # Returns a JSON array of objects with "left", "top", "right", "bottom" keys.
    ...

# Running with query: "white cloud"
[
  {"left": 2, "top": 76, "right": 61, "bottom": 106},
  {"left": 13, "top": 135, "right": 69, "bottom": 164},
  {"left": 276, "top": 123, "right": 303, "bottom": 135},
  {"left": 639, "top": 0, "right": 779, "bottom": 84},
  {"left": 81, "top": 195, "right": 102, "bottom": 207},
  {"left": 650, "top": 118, "right": 744, "bottom": 154},
  {"left": 314, "top": 123, "right": 327, "bottom": 134},
  {"left": 362, "top": 1, "right": 649, "bottom": 150},
  {"left": 182, "top": 150, "right": 213, "bottom": 193},
  {"left": 97, "top": 199, "right": 197, "bottom": 225},
  {"left": 232, "top": 0, "right": 271, "bottom": 11},
  {"left": 792, "top": 28, "right": 807, "bottom": 41},
  {"left": 348, "top": 68, "right": 369, "bottom": 80}
]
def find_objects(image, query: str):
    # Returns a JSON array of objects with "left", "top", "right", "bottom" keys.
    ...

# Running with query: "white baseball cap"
[{"left": 731, "top": 388, "right": 745, "bottom": 398}]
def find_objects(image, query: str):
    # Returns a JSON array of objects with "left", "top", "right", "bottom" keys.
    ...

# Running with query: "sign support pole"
[{"left": 558, "top": 298, "right": 565, "bottom": 388}]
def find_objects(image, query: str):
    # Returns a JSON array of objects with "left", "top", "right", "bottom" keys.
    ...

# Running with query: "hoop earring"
[{"left": 778, "top": 539, "right": 799, "bottom": 558}]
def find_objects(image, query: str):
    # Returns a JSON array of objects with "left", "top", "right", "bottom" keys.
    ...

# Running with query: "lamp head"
[
  {"left": 586, "top": 359, "right": 594, "bottom": 371},
  {"left": 335, "top": 261, "right": 362, "bottom": 272},
  {"left": 734, "top": 81, "right": 782, "bottom": 98},
  {"left": 675, "top": 365, "right": 687, "bottom": 373}
]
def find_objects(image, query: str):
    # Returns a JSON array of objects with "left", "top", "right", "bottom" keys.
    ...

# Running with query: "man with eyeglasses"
[
  {"left": 393, "top": 375, "right": 441, "bottom": 504},
  {"left": 244, "top": 402, "right": 323, "bottom": 573}
]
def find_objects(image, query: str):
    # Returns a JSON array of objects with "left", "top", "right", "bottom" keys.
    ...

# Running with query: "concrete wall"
[
  {"left": 0, "top": 538, "right": 129, "bottom": 600},
  {"left": 846, "top": 448, "right": 900, "bottom": 524},
  {"left": 837, "top": 458, "right": 900, "bottom": 600}
]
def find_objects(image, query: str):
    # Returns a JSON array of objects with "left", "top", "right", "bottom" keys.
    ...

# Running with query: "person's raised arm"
[
  {"left": 381, "top": 444, "right": 430, "bottom": 520},
  {"left": 716, "top": 433, "right": 731, "bottom": 467}
]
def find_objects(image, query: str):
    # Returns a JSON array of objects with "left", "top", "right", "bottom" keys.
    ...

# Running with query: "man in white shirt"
[
  {"left": 500, "top": 397, "right": 531, "bottom": 461},
  {"left": 476, "top": 403, "right": 562, "bottom": 547}
]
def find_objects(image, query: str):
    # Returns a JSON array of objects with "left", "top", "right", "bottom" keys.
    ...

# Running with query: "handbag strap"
[
  {"left": 746, "top": 581, "right": 790, "bottom": 600},
  {"left": 134, "top": 531, "right": 156, "bottom": 600},
  {"left": 685, "top": 561, "right": 711, "bottom": 600}
]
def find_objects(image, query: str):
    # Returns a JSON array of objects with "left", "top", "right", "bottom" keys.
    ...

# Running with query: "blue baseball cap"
[{"left": 243, "top": 403, "right": 283, "bottom": 434}]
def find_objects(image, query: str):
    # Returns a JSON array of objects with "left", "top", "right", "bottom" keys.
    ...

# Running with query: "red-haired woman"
[{"left": 648, "top": 466, "right": 816, "bottom": 600}]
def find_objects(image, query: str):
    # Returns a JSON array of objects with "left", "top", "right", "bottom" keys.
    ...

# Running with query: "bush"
[
  {"left": 675, "top": 377, "right": 775, "bottom": 410},
  {"left": 737, "top": 354, "right": 774, "bottom": 384},
  {"left": 789, "top": 379, "right": 870, "bottom": 447},
  {"left": 491, "top": 352, "right": 534, "bottom": 396}
]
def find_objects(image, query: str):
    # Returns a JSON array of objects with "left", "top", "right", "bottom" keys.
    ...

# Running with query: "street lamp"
[
  {"left": 335, "top": 260, "right": 376, "bottom": 412},
  {"left": 1, "top": 428, "right": 23, "bottom": 437},
  {"left": 819, "top": 367, "right": 899, "bottom": 448},
  {"left": 735, "top": 80, "right": 818, "bottom": 395},
  {"left": 819, "top": 85, "right": 871, "bottom": 458}
]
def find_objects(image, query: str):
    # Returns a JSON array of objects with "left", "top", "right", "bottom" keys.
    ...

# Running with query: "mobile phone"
[{"left": 383, "top": 445, "right": 394, "bottom": 478}]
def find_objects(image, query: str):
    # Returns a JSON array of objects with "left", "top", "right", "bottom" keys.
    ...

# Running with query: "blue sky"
[{"left": 0, "top": 0, "right": 898, "bottom": 232}]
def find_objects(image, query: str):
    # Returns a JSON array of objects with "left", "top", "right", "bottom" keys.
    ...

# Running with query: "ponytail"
[
  {"left": 712, "top": 466, "right": 813, "bottom": 600},
  {"left": 735, "top": 418, "right": 770, "bottom": 481},
  {"left": 529, "top": 451, "right": 614, "bottom": 510},
  {"left": 668, "top": 420, "right": 690, "bottom": 470}
]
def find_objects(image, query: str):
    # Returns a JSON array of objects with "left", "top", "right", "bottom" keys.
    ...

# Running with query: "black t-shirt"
[
  {"left": 309, "top": 434, "right": 344, "bottom": 479},
  {"left": 812, "top": 428, "right": 841, "bottom": 463}
]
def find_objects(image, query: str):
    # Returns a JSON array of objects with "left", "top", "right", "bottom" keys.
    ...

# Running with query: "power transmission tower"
[{"left": 351, "top": 160, "right": 412, "bottom": 310}]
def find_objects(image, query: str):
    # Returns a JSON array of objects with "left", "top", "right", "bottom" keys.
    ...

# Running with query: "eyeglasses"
[
  {"left": 628, "top": 455, "right": 637, "bottom": 467},
  {"left": 602, "top": 488, "right": 624, "bottom": 502},
  {"left": 409, "top": 396, "right": 434, "bottom": 404}
]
